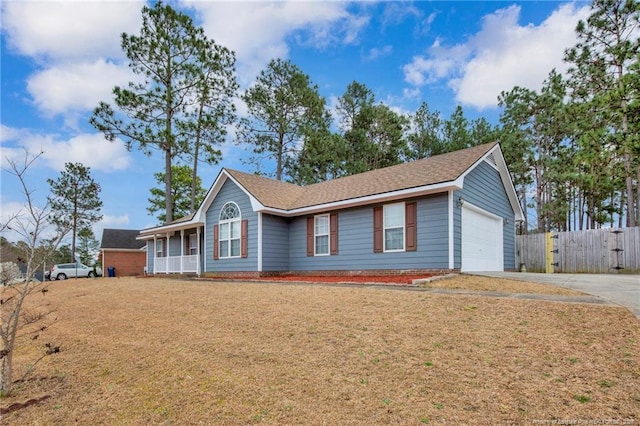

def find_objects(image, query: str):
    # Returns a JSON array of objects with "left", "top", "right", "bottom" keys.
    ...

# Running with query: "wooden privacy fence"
[{"left": 516, "top": 227, "right": 640, "bottom": 274}]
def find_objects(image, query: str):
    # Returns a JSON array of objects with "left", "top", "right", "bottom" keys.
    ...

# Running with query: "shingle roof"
[
  {"left": 101, "top": 229, "right": 146, "bottom": 250},
  {"left": 164, "top": 212, "right": 195, "bottom": 226},
  {"left": 226, "top": 142, "right": 498, "bottom": 211},
  {"left": 225, "top": 170, "right": 307, "bottom": 209}
]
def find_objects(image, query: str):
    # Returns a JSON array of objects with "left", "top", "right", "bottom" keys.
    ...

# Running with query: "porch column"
[
  {"left": 165, "top": 233, "right": 170, "bottom": 274},
  {"left": 180, "top": 229, "right": 185, "bottom": 274},
  {"left": 196, "top": 226, "right": 201, "bottom": 276},
  {"left": 101, "top": 249, "right": 105, "bottom": 279},
  {"left": 153, "top": 236, "right": 157, "bottom": 274}
]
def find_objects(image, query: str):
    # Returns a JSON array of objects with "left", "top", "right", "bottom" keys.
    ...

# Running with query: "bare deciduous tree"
[{"left": 0, "top": 151, "right": 69, "bottom": 396}]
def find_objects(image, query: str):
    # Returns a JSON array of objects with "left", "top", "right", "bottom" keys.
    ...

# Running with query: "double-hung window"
[
  {"left": 188, "top": 234, "right": 197, "bottom": 255},
  {"left": 155, "top": 240, "right": 164, "bottom": 258},
  {"left": 219, "top": 202, "right": 241, "bottom": 258},
  {"left": 374, "top": 202, "right": 416, "bottom": 253},
  {"left": 384, "top": 203, "right": 405, "bottom": 252},
  {"left": 307, "top": 213, "right": 338, "bottom": 256},
  {"left": 314, "top": 214, "right": 329, "bottom": 255}
]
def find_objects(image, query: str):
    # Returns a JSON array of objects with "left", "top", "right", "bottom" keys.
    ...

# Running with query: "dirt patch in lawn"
[{"left": 2, "top": 276, "right": 638, "bottom": 425}]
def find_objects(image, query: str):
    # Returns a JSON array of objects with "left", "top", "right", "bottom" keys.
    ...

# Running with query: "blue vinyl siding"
[
  {"left": 262, "top": 214, "right": 289, "bottom": 271},
  {"left": 420, "top": 194, "right": 449, "bottom": 267},
  {"left": 195, "top": 159, "right": 516, "bottom": 273},
  {"left": 167, "top": 235, "right": 181, "bottom": 256},
  {"left": 288, "top": 194, "right": 449, "bottom": 271},
  {"left": 454, "top": 160, "right": 516, "bottom": 269},
  {"left": 204, "top": 179, "right": 258, "bottom": 272}
]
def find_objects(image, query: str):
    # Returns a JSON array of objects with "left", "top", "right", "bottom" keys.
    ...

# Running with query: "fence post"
[{"left": 545, "top": 232, "right": 554, "bottom": 274}]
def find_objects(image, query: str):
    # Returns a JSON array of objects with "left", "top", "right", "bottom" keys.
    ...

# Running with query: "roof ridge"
[{"left": 225, "top": 168, "right": 303, "bottom": 189}]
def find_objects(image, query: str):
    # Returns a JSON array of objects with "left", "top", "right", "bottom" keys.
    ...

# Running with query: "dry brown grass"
[
  {"left": 2, "top": 276, "right": 639, "bottom": 425},
  {"left": 421, "top": 274, "right": 586, "bottom": 296}
]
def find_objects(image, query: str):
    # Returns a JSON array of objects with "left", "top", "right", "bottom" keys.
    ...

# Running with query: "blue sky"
[{"left": 0, "top": 1, "right": 590, "bottom": 243}]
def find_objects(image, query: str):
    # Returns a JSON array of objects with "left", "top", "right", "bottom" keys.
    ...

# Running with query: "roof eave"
[
  {"left": 490, "top": 145, "right": 525, "bottom": 221},
  {"left": 137, "top": 219, "right": 204, "bottom": 239},
  {"left": 456, "top": 143, "right": 524, "bottom": 221},
  {"left": 100, "top": 247, "right": 146, "bottom": 252}
]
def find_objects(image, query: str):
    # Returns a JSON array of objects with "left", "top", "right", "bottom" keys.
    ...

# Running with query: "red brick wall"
[{"left": 102, "top": 251, "right": 146, "bottom": 277}]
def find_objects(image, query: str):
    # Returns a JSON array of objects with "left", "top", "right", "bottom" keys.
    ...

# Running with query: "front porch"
[{"left": 139, "top": 223, "right": 205, "bottom": 276}]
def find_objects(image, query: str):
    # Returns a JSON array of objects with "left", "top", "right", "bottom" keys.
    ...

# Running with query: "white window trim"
[
  {"left": 155, "top": 240, "right": 164, "bottom": 258},
  {"left": 219, "top": 202, "right": 241, "bottom": 259},
  {"left": 314, "top": 214, "right": 330, "bottom": 256},
  {"left": 383, "top": 202, "right": 405, "bottom": 253}
]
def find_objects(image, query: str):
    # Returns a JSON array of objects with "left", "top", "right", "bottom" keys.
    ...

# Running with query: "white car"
[{"left": 49, "top": 263, "right": 101, "bottom": 280}]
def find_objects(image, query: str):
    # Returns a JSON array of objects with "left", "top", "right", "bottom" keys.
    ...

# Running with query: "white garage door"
[{"left": 461, "top": 205, "right": 503, "bottom": 272}]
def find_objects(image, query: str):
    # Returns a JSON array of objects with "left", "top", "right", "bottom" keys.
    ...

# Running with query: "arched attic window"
[{"left": 218, "top": 202, "right": 241, "bottom": 258}]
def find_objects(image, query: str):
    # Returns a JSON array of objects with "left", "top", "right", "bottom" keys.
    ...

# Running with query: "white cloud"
[
  {"left": 26, "top": 59, "right": 136, "bottom": 124},
  {"left": 423, "top": 12, "right": 438, "bottom": 31},
  {"left": 2, "top": 1, "right": 143, "bottom": 127},
  {"left": 45, "top": 133, "right": 132, "bottom": 172},
  {"left": 402, "top": 87, "right": 421, "bottom": 100},
  {"left": 364, "top": 45, "right": 393, "bottom": 62},
  {"left": 0, "top": 124, "right": 27, "bottom": 143},
  {"left": 403, "top": 56, "right": 449, "bottom": 87},
  {"left": 403, "top": 3, "right": 590, "bottom": 110},
  {"left": 1, "top": 127, "right": 131, "bottom": 173},
  {"left": 7, "top": 1, "right": 367, "bottom": 127},
  {"left": 187, "top": 1, "right": 367, "bottom": 86},
  {"left": 1, "top": 1, "right": 143, "bottom": 61},
  {"left": 0, "top": 201, "right": 26, "bottom": 228},
  {"left": 96, "top": 214, "right": 130, "bottom": 229}
]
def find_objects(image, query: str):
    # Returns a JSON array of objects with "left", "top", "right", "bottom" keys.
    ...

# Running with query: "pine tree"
[
  {"left": 336, "top": 81, "right": 407, "bottom": 175},
  {"left": 498, "top": 71, "right": 572, "bottom": 232},
  {"left": 565, "top": 0, "right": 640, "bottom": 226},
  {"left": 148, "top": 165, "right": 206, "bottom": 224},
  {"left": 91, "top": 1, "right": 237, "bottom": 222},
  {"left": 47, "top": 163, "right": 103, "bottom": 262},
  {"left": 76, "top": 227, "right": 100, "bottom": 267},
  {"left": 405, "top": 102, "right": 443, "bottom": 160},
  {"left": 239, "top": 59, "right": 329, "bottom": 181}
]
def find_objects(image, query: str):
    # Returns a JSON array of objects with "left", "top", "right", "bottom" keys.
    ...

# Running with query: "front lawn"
[{"left": 2, "top": 276, "right": 638, "bottom": 424}]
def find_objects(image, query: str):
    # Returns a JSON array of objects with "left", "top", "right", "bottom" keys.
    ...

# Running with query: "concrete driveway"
[{"left": 473, "top": 272, "right": 640, "bottom": 319}]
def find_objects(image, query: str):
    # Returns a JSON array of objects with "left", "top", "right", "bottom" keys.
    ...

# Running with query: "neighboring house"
[
  {"left": 138, "top": 142, "right": 524, "bottom": 276},
  {"left": 100, "top": 229, "right": 146, "bottom": 277}
]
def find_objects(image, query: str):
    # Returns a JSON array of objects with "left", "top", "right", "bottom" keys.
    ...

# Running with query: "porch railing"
[{"left": 153, "top": 255, "right": 199, "bottom": 274}]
